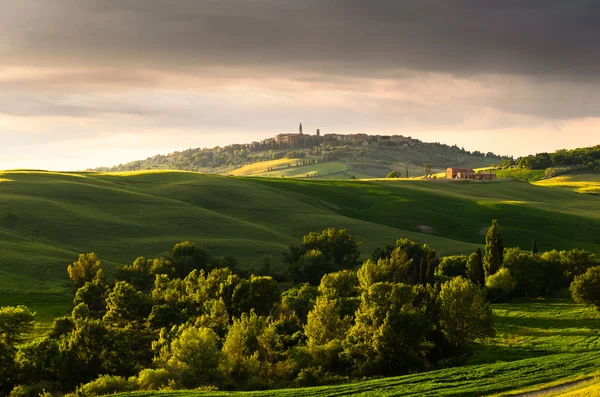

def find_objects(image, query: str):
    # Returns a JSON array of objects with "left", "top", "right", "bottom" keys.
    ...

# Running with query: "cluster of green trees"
[
  {"left": 3, "top": 223, "right": 598, "bottom": 396},
  {"left": 433, "top": 221, "right": 600, "bottom": 305},
  {"left": 517, "top": 145, "right": 600, "bottom": 171},
  {"left": 1, "top": 231, "right": 497, "bottom": 397}
]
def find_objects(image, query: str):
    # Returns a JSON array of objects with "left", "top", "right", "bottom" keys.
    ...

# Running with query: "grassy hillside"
[
  {"left": 112, "top": 298, "right": 600, "bottom": 396},
  {"left": 1, "top": 170, "right": 599, "bottom": 322}
]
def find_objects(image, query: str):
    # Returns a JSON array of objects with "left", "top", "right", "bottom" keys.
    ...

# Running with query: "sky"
[{"left": 1, "top": 0, "right": 599, "bottom": 170}]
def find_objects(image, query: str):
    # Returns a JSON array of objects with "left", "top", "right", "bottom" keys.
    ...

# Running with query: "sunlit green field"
[
  {"left": 228, "top": 157, "right": 324, "bottom": 176},
  {"left": 1, "top": 170, "right": 600, "bottom": 328},
  {"left": 111, "top": 298, "right": 600, "bottom": 396},
  {"left": 535, "top": 173, "right": 600, "bottom": 194}
]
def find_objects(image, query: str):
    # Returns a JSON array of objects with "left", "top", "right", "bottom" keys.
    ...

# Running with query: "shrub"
[
  {"left": 485, "top": 268, "right": 516, "bottom": 302},
  {"left": 136, "top": 368, "right": 172, "bottom": 391},
  {"left": 78, "top": 375, "right": 135, "bottom": 397},
  {"left": 293, "top": 367, "right": 328, "bottom": 387},
  {"left": 570, "top": 266, "right": 600, "bottom": 309}
]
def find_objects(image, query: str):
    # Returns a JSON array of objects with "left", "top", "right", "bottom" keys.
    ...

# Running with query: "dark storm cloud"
[{"left": 2, "top": 0, "right": 599, "bottom": 80}]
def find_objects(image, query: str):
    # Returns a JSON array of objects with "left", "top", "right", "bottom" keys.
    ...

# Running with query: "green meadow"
[
  {"left": 2, "top": 170, "right": 600, "bottom": 395},
  {"left": 1, "top": 170, "right": 600, "bottom": 322}
]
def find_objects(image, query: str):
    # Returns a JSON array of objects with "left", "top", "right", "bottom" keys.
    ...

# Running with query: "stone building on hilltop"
[
  {"left": 446, "top": 167, "right": 496, "bottom": 181},
  {"left": 446, "top": 167, "right": 476, "bottom": 179}
]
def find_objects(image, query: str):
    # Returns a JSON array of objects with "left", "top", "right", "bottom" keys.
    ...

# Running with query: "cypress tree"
[
  {"left": 484, "top": 219, "right": 504, "bottom": 277},
  {"left": 466, "top": 248, "right": 485, "bottom": 287},
  {"left": 532, "top": 238, "right": 538, "bottom": 255}
]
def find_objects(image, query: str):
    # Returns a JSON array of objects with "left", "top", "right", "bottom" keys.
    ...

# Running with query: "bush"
[
  {"left": 136, "top": 368, "right": 172, "bottom": 391},
  {"left": 437, "top": 255, "right": 468, "bottom": 278},
  {"left": 485, "top": 268, "right": 516, "bottom": 302},
  {"left": 78, "top": 375, "right": 135, "bottom": 397},
  {"left": 570, "top": 266, "right": 600, "bottom": 309},
  {"left": 293, "top": 367, "right": 328, "bottom": 387},
  {"left": 386, "top": 170, "right": 403, "bottom": 178},
  {"left": 9, "top": 383, "right": 60, "bottom": 397}
]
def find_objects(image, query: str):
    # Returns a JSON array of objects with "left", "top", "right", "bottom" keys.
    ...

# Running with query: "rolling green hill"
[{"left": 1, "top": 170, "right": 599, "bottom": 321}]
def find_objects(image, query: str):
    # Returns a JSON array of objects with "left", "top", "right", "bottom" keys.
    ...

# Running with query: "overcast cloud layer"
[{"left": 1, "top": 0, "right": 599, "bottom": 169}]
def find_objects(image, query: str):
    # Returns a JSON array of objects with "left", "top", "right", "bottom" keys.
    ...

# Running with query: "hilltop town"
[
  {"left": 94, "top": 124, "right": 502, "bottom": 178},
  {"left": 249, "top": 123, "right": 417, "bottom": 151}
]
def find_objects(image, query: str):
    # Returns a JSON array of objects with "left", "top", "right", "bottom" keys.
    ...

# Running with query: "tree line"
[
  {"left": 1, "top": 223, "right": 599, "bottom": 397},
  {"left": 517, "top": 145, "right": 600, "bottom": 171}
]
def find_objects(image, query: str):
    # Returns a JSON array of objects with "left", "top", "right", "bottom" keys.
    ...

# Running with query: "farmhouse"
[
  {"left": 477, "top": 171, "right": 497, "bottom": 181},
  {"left": 446, "top": 167, "right": 476, "bottom": 179},
  {"left": 446, "top": 167, "right": 497, "bottom": 181}
]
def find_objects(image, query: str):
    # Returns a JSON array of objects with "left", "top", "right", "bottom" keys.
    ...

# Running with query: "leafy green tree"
[
  {"left": 221, "top": 312, "right": 281, "bottom": 386},
  {"left": 59, "top": 320, "right": 143, "bottom": 388},
  {"left": 280, "top": 284, "right": 317, "bottom": 323},
  {"left": 503, "top": 248, "right": 564, "bottom": 297},
  {"left": 285, "top": 229, "right": 361, "bottom": 283},
  {"left": 570, "top": 266, "right": 600, "bottom": 310},
  {"left": 357, "top": 254, "right": 412, "bottom": 289},
  {"left": 424, "top": 163, "right": 432, "bottom": 177},
  {"left": 531, "top": 239, "right": 538, "bottom": 255},
  {"left": 438, "top": 277, "right": 494, "bottom": 349},
  {"left": 559, "top": 249, "right": 599, "bottom": 284},
  {"left": 231, "top": 276, "right": 280, "bottom": 317},
  {"left": 48, "top": 316, "right": 75, "bottom": 339},
  {"left": 484, "top": 220, "right": 504, "bottom": 277},
  {"left": 170, "top": 241, "right": 211, "bottom": 278},
  {"left": 370, "top": 241, "right": 395, "bottom": 263},
  {"left": 485, "top": 268, "right": 516, "bottom": 302},
  {"left": 73, "top": 279, "right": 108, "bottom": 318},
  {"left": 318, "top": 270, "right": 360, "bottom": 317},
  {"left": 0, "top": 306, "right": 35, "bottom": 346},
  {"left": 195, "top": 299, "right": 229, "bottom": 337},
  {"left": 67, "top": 253, "right": 104, "bottom": 291},
  {"left": 343, "top": 282, "right": 433, "bottom": 375},
  {"left": 0, "top": 340, "right": 16, "bottom": 394},
  {"left": 116, "top": 257, "right": 173, "bottom": 292},
  {"left": 103, "top": 281, "right": 152, "bottom": 325},
  {"left": 394, "top": 239, "right": 439, "bottom": 285},
  {"left": 13, "top": 338, "right": 63, "bottom": 388},
  {"left": 289, "top": 249, "right": 334, "bottom": 285},
  {"left": 159, "top": 326, "right": 224, "bottom": 388},
  {"left": 436, "top": 255, "right": 468, "bottom": 278},
  {"left": 304, "top": 297, "right": 351, "bottom": 347},
  {"left": 466, "top": 249, "right": 485, "bottom": 287}
]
